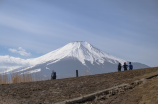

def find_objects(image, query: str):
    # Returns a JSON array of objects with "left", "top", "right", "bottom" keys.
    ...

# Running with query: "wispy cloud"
[
  {"left": 0, "top": 14, "right": 45, "bottom": 35},
  {"left": 9, "top": 47, "right": 31, "bottom": 56}
]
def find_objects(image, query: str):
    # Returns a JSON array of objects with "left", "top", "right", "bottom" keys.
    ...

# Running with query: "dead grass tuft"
[{"left": 0, "top": 72, "right": 44, "bottom": 84}]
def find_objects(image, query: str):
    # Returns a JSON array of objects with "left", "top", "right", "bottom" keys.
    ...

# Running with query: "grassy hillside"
[{"left": 0, "top": 67, "right": 158, "bottom": 104}]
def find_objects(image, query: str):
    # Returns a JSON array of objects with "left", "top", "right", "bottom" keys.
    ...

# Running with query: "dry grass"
[
  {"left": 0, "top": 73, "right": 11, "bottom": 84},
  {"left": 0, "top": 72, "right": 45, "bottom": 84}
]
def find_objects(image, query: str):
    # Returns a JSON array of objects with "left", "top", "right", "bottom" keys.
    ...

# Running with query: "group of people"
[
  {"left": 118, "top": 62, "right": 133, "bottom": 71},
  {"left": 50, "top": 62, "right": 133, "bottom": 79}
]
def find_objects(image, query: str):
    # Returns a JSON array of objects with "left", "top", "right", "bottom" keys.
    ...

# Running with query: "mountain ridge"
[
  {"left": 1, "top": 41, "right": 149, "bottom": 78},
  {"left": 27, "top": 41, "right": 126, "bottom": 66}
]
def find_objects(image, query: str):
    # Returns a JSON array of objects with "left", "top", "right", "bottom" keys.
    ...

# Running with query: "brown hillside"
[
  {"left": 84, "top": 70, "right": 158, "bottom": 104},
  {"left": 0, "top": 67, "right": 158, "bottom": 104}
]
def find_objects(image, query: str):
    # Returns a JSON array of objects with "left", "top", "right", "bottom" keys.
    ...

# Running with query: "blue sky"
[{"left": 0, "top": 0, "right": 158, "bottom": 67}]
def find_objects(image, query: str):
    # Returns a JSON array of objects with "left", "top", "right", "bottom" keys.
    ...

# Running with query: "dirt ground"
[
  {"left": 84, "top": 72, "right": 158, "bottom": 104},
  {"left": 0, "top": 67, "right": 158, "bottom": 104},
  {"left": 111, "top": 77, "right": 158, "bottom": 104}
]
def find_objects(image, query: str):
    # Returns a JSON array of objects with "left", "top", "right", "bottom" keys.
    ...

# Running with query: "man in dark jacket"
[
  {"left": 118, "top": 63, "right": 122, "bottom": 72},
  {"left": 123, "top": 62, "right": 128, "bottom": 71},
  {"left": 129, "top": 62, "right": 133, "bottom": 70},
  {"left": 51, "top": 70, "right": 56, "bottom": 80}
]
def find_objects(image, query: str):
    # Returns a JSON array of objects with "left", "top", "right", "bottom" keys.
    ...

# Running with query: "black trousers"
[
  {"left": 124, "top": 68, "right": 127, "bottom": 71},
  {"left": 51, "top": 76, "right": 56, "bottom": 79},
  {"left": 118, "top": 68, "right": 121, "bottom": 71}
]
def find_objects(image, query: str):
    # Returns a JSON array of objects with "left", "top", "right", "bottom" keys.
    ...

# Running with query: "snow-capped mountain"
[
  {"left": 1, "top": 41, "right": 149, "bottom": 78},
  {"left": 27, "top": 41, "right": 126, "bottom": 66}
]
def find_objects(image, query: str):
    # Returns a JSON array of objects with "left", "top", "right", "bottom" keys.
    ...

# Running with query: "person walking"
[
  {"left": 118, "top": 63, "right": 122, "bottom": 72},
  {"left": 129, "top": 62, "right": 133, "bottom": 70},
  {"left": 51, "top": 70, "right": 56, "bottom": 80},
  {"left": 123, "top": 62, "right": 128, "bottom": 71}
]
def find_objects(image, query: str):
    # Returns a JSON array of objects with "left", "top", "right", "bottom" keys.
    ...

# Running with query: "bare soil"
[
  {"left": 0, "top": 67, "right": 158, "bottom": 104},
  {"left": 84, "top": 71, "right": 158, "bottom": 104}
]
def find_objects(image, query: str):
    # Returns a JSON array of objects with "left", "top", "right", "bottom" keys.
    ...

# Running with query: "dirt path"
[{"left": 0, "top": 67, "right": 158, "bottom": 104}]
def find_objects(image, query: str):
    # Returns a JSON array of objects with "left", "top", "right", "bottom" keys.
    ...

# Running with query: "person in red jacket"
[{"left": 123, "top": 62, "right": 128, "bottom": 71}]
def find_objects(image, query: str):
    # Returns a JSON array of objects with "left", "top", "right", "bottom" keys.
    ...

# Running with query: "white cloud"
[
  {"left": 0, "top": 55, "right": 31, "bottom": 73},
  {"left": 9, "top": 47, "right": 31, "bottom": 56},
  {"left": 0, "top": 55, "right": 29, "bottom": 65}
]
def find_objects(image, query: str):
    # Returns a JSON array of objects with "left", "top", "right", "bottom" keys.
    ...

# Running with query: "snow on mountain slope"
[
  {"left": 27, "top": 41, "right": 126, "bottom": 66},
  {"left": 1, "top": 41, "right": 149, "bottom": 78}
]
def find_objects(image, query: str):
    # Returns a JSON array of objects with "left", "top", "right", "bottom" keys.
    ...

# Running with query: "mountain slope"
[
  {"left": 27, "top": 41, "right": 126, "bottom": 65},
  {"left": 11, "top": 41, "right": 149, "bottom": 79}
]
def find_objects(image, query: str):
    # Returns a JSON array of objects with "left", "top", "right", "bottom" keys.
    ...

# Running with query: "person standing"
[
  {"left": 118, "top": 63, "right": 122, "bottom": 72},
  {"left": 129, "top": 62, "right": 133, "bottom": 70},
  {"left": 123, "top": 62, "right": 128, "bottom": 71},
  {"left": 51, "top": 70, "right": 56, "bottom": 80}
]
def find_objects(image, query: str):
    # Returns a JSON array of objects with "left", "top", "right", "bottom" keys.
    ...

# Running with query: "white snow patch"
[
  {"left": 46, "top": 67, "right": 50, "bottom": 70},
  {"left": 21, "top": 68, "right": 41, "bottom": 74}
]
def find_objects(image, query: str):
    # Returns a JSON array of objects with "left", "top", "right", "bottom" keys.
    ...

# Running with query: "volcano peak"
[{"left": 28, "top": 41, "right": 126, "bottom": 66}]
